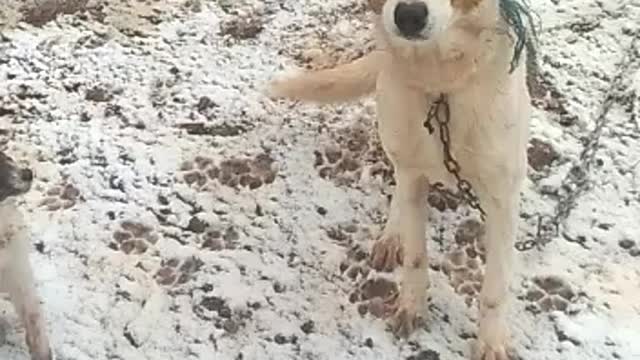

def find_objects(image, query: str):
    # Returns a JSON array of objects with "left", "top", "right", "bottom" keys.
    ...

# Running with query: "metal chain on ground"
[
  {"left": 421, "top": 33, "right": 639, "bottom": 252},
  {"left": 422, "top": 92, "right": 592, "bottom": 252},
  {"left": 516, "top": 32, "right": 640, "bottom": 252},
  {"left": 424, "top": 94, "right": 487, "bottom": 221}
]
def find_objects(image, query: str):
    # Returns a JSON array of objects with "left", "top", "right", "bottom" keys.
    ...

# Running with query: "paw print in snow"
[
  {"left": 314, "top": 124, "right": 393, "bottom": 187},
  {"left": 219, "top": 11, "right": 264, "bottom": 41},
  {"left": 523, "top": 275, "right": 576, "bottom": 314},
  {"left": 440, "top": 219, "right": 486, "bottom": 306},
  {"left": 350, "top": 277, "right": 399, "bottom": 319},
  {"left": 427, "top": 185, "right": 460, "bottom": 213},
  {"left": 337, "top": 240, "right": 400, "bottom": 319},
  {"left": 332, "top": 223, "right": 375, "bottom": 278},
  {"left": 339, "top": 244, "right": 372, "bottom": 281},
  {"left": 155, "top": 256, "right": 204, "bottom": 287},
  {"left": 326, "top": 222, "right": 364, "bottom": 247},
  {"left": 40, "top": 183, "right": 81, "bottom": 211},
  {"left": 181, "top": 153, "right": 277, "bottom": 190},
  {"left": 110, "top": 220, "right": 159, "bottom": 255},
  {"left": 201, "top": 226, "right": 240, "bottom": 251}
]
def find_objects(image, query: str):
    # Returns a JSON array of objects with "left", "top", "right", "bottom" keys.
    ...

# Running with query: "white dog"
[
  {"left": 269, "top": 0, "right": 537, "bottom": 359},
  {"left": 0, "top": 152, "right": 52, "bottom": 360}
]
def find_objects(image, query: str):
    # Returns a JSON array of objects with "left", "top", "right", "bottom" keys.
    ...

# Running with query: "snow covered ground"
[{"left": 0, "top": 0, "right": 638, "bottom": 359}]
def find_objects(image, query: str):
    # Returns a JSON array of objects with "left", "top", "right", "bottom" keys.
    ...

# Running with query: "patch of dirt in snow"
[{"left": 0, "top": 0, "right": 639, "bottom": 359}]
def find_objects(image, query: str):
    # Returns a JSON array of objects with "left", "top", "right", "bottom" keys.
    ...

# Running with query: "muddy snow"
[{"left": 0, "top": 0, "right": 638, "bottom": 359}]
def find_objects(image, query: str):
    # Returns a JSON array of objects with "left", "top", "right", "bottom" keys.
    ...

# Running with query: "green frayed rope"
[{"left": 499, "top": 0, "right": 541, "bottom": 73}]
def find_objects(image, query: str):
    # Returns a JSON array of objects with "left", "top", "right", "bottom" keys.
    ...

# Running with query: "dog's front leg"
[
  {"left": 372, "top": 69, "right": 432, "bottom": 338},
  {"left": 473, "top": 187, "right": 520, "bottom": 360},
  {"left": 370, "top": 187, "right": 404, "bottom": 272},
  {"left": 388, "top": 171, "right": 429, "bottom": 337},
  {"left": 5, "top": 228, "right": 52, "bottom": 360}
]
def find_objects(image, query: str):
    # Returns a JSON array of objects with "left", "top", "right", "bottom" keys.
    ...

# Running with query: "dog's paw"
[
  {"left": 370, "top": 234, "right": 404, "bottom": 272},
  {"left": 390, "top": 306, "right": 420, "bottom": 338},
  {"left": 31, "top": 349, "right": 53, "bottom": 360},
  {"left": 382, "top": 290, "right": 425, "bottom": 338},
  {"left": 474, "top": 307, "right": 511, "bottom": 360},
  {"left": 472, "top": 341, "right": 511, "bottom": 360}
]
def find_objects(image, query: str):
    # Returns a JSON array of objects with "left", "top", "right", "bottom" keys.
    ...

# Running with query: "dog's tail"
[{"left": 268, "top": 51, "right": 382, "bottom": 104}]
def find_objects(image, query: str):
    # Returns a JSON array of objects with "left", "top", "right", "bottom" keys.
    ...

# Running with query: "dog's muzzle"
[{"left": 394, "top": 2, "right": 429, "bottom": 39}]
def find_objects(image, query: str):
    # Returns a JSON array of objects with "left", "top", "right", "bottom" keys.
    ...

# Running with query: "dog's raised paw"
[{"left": 370, "top": 234, "right": 404, "bottom": 272}]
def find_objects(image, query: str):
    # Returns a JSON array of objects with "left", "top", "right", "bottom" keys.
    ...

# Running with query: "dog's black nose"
[
  {"left": 20, "top": 168, "right": 33, "bottom": 182},
  {"left": 394, "top": 2, "right": 429, "bottom": 38}
]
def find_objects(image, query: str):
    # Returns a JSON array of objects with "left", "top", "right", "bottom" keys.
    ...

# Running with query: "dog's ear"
[{"left": 367, "top": 0, "right": 385, "bottom": 14}]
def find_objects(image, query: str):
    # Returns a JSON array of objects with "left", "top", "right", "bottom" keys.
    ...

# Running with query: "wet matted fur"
[{"left": 269, "top": 0, "right": 538, "bottom": 359}]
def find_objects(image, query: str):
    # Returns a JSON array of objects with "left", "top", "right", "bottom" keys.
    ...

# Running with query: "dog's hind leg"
[
  {"left": 473, "top": 186, "right": 521, "bottom": 360},
  {"left": 5, "top": 226, "right": 52, "bottom": 360}
]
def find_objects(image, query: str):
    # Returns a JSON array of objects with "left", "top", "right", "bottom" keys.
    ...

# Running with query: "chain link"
[
  {"left": 424, "top": 94, "right": 555, "bottom": 252},
  {"left": 523, "top": 33, "right": 640, "bottom": 251},
  {"left": 424, "top": 94, "right": 487, "bottom": 220},
  {"left": 423, "top": 33, "right": 639, "bottom": 252}
]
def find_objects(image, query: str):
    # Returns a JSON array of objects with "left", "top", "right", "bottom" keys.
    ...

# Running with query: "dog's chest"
[{"left": 379, "top": 96, "right": 518, "bottom": 184}]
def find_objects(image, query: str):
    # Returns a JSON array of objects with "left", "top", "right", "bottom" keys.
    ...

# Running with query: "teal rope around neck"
[{"left": 498, "top": 0, "right": 541, "bottom": 73}]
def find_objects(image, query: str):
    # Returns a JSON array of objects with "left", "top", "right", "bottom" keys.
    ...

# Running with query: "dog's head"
[
  {"left": 378, "top": 0, "right": 538, "bottom": 72},
  {"left": 380, "top": 0, "right": 499, "bottom": 45},
  {"left": 0, "top": 152, "right": 33, "bottom": 202}
]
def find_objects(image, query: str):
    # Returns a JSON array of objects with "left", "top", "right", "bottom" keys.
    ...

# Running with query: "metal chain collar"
[
  {"left": 423, "top": 94, "right": 550, "bottom": 252},
  {"left": 423, "top": 94, "right": 487, "bottom": 221}
]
